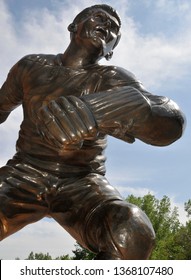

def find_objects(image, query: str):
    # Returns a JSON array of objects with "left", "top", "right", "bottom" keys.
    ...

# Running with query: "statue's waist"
[{"left": 9, "top": 152, "right": 106, "bottom": 177}]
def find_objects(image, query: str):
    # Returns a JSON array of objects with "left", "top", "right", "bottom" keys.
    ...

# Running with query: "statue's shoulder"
[
  {"left": 97, "top": 65, "right": 139, "bottom": 88},
  {"left": 19, "top": 53, "right": 58, "bottom": 66},
  {"left": 99, "top": 65, "right": 137, "bottom": 80}
]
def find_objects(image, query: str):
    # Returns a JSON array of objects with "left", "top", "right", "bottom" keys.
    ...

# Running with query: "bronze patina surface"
[{"left": 0, "top": 4, "right": 185, "bottom": 259}]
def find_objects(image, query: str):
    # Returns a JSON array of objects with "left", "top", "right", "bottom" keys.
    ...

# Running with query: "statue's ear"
[{"left": 68, "top": 23, "right": 77, "bottom": 33}]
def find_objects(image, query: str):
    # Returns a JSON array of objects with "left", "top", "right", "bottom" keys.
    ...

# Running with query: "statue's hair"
[{"left": 72, "top": 4, "right": 121, "bottom": 27}]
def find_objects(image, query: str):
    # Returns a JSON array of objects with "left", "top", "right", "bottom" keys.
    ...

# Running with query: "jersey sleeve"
[
  {"left": 81, "top": 86, "right": 150, "bottom": 144},
  {"left": 0, "top": 59, "right": 24, "bottom": 123},
  {"left": 80, "top": 66, "right": 185, "bottom": 146}
]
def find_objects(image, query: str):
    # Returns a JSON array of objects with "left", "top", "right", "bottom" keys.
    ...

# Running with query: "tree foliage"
[
  {"left": 26, "top": 252, "right": 53, "bottom": 260},
  {"left": 17, "top": 195, "right": 190, "bottom": 260},
  {"left": 185, "top": 199, "right": 191, "bottom": 218},
  {"left": 72, "top": 244, "right": 95, "bottom": 260}
]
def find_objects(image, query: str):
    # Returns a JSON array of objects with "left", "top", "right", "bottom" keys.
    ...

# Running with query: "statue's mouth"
[{"left": 93, "top": 27, "right": 108, "bottom": 41}]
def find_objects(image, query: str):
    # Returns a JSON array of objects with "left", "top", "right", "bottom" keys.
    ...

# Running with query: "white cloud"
[
  {"left": 156, "top": 0, "right": 191, "bottom": 16},
  {"left": 117, "top": 185, "right": 155, "bottom": 197},
  {"left": 0, "top": 1, "right": 18, "bottom": 76},
  {"left": 111, "top": 14, "right": 191, "bottom": 88}
]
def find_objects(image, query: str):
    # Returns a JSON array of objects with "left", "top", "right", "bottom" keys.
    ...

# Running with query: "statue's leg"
[
  {"left": 50, "top": 173, "right": 123, "bottom": 250},
  {"left": 86, "top": 200, "right": 155, "bottom": 260},
  {"left": 50, "top": 173, "right": 155, "bottom": 259},
  {"left": 0, "top": 164, "right": 48, "bottom": 241}
]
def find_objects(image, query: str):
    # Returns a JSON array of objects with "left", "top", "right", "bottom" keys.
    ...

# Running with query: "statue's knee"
[
  {"left": 87, "top": 200, "right": 155, "bottom": 260},
  {"left": 106, "top": 200, "right": 155, "bottom": 259}
]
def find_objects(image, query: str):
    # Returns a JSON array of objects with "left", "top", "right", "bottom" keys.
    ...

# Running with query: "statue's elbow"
[
  {"left": 150, "top": 98, "right": 186, "bottom": 146},
  {"left": 152, "top": 107, "right": 186, "bottom": 147},
  {"left": 163, "top": 115, "right": 185, "bottom": 146},
  {"left": 138, "top": 104, "right": 186, "bottom": 147}
]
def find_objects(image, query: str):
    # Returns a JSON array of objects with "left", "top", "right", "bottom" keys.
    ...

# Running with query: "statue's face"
[{"left": 74, "top": 8, "right": 121, "bottom": 58}]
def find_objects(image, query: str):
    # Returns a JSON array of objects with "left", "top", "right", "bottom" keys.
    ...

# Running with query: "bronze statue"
[{"left": 0, "top": 4, "right": 185, "bottom": 259}]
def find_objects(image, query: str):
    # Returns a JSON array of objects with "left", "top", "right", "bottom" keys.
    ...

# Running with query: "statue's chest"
[{"left": 23, "top": 65, "right": 102, "bottom": 115}]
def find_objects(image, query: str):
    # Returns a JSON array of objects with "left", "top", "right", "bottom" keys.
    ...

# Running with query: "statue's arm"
[
  {"left": 80, "top": 86, "right": 185, "bottom": 146},
  {"left": 0, "top": 62, "right": 23, "bottom": 124},
  {"left": 38, "top": 85, "right": 185, "bottom": 150}
]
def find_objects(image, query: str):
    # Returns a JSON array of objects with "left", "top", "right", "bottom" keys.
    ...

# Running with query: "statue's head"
[{"left": 68, "top": 4, "right": 121, "bottom": 60}]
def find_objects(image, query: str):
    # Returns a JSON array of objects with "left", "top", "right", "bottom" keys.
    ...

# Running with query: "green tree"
[
  {"left": 185, "top": 199, "right": 191, "bottom": 218},
  {"left": 25, "top": 251, "right": 72, "bottom": 260},
  {"left": 72, "top": 243, "right": 95, "bottom": 260},
  {"left": 55, "top": 254, "right": 71, "bottom": 260},
  {"left": 26, "top": 251, "right": 53, "bottom": 260},
  {"left": 169, "top": 201, "right": 191, "bottom": 260},
  {"left": 171, "top": 221, "right": 191, "bottom": 259}
]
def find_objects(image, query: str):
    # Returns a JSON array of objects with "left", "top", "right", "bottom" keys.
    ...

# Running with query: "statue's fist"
[{"left": 37, "top": 96, "right": 98, "bottom": 150}]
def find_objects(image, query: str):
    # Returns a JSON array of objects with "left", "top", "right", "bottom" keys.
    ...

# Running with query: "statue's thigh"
[
  {"left": 0, "top": 165, "right": 48, "bottom": 240},
  {"left": 50, "top": 173, "right": 122, "bottom": 249}
]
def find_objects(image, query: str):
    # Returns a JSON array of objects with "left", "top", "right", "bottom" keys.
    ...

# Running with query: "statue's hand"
[{"left": 37, "top": 96, "right": 98, "bottom": 150}]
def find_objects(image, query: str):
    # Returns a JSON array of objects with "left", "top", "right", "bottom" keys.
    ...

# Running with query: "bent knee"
[
  {"left": 109, "top": 200, "right": 155, "bottom": 258},
  {"left": 87, "top": 200, "right": 155, "bottom": 259}
]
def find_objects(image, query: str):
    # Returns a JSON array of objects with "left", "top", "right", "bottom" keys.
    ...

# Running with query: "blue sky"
[{"left": 0, "top": 0, "right": 190, "bottom": 259}]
